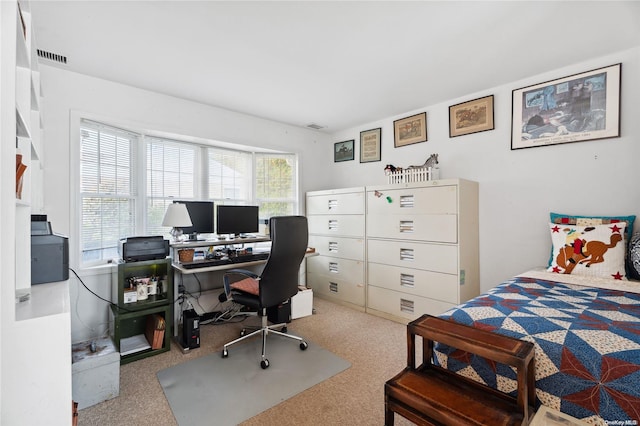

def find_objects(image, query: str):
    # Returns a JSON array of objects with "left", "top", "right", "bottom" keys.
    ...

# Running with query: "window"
[
  {"left": 79, "top": 120, "right": 138, "bottom": 264},
  {"left": 255, "top": 153, "right": 297, "bottom": 218},
  {"left": 78, "top": 120, "right": 298, "bottom": 266},
  {"left": 146, "top": 137, "right": 198, "bottom": 236}
]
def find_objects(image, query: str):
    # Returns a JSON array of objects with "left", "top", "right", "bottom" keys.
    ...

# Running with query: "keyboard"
[{"left": 180, "top": 252, "right": 269, "bottom": 269}]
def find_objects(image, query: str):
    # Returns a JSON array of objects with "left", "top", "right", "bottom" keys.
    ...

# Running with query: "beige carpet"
[{"left": 77, "top": 298, "right": 415, "bottom": 426}]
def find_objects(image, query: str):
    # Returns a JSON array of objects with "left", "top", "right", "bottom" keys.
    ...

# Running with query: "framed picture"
[
  {"left": 449, "top": 95, "right": 494, "bottom": 138},
  {"left": 511, "top": 63, "right": 621, "bottom": 150},
  {"left": 393, "top": 112, "right": 427, "bottom": 147},
  {"left": 334, "top": 140, "right": 354, "bottom": 162},
  {"left": 360, "top": 128, "right": 381, "bottom": 163}
]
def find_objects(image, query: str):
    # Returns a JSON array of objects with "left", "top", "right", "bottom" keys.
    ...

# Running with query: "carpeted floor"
[{"left": 77, "top": 298, "right": 415, "bottom": 426}]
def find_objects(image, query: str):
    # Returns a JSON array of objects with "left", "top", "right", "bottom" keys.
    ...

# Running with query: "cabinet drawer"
[
  {"left": 367, "top": 286, "right": 455, "bottom": 321},
  {"left": 367, "top": 185, "right": 457, "bottom": 215},
  {"left": 367, "top": 263, "right": 458, "bottom": 304},
  {"left": 307, "top": 256, "right": 364, "bottom": 281},
  {"left": 307, "top": 191, "right": 364, "bottom": 215},
  {"left": 308, "top": 235, "right": 364, "bottom": 261},
  {"left": 367, "top": 239, "right": 458, "bottom": 274},
  {"left": 307, "top": 215, "right": 364, "bottom": 238},
  {"left": 307, "top": 272, "right": 365, "bottom": 307},
  {"left": 367, "top": 213, "right": 457, "bottom": 242}
]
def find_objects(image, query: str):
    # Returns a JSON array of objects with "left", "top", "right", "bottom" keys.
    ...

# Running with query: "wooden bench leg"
[{"left": 385, "top": 405, "right": 394, "bottom": 426}]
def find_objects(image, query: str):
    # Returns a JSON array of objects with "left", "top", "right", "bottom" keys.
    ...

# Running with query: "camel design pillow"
[{"left": 548, "top": 222, "right": 627, "bottom": 280}]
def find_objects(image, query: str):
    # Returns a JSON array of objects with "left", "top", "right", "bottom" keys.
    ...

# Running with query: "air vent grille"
[
  {"left": 37, "top": 49, "right": 67, "bottom": 64},
  {"left": 306, "top": 123, "right": 325, "bottom": 130}
]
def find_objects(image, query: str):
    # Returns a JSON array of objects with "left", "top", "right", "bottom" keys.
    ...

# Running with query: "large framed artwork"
[
  {"left": 393, "top": 112, "right": 427, "bottom": 147},
  {"left": 449, "top": 95, "right": 494, "bottom": 138},
  {"left": 334, "top": 140, "right": 354, "bottom": 162},
  {"left": 511, "top": 63, "right": 621, "bottom": 150},
  {"left": 360, "top": 128, "right": 381, "bottom": 163}
]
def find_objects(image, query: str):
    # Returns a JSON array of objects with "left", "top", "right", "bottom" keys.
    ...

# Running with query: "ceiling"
[{"left": 29, "top": 1, "right": 640, "bottom": 134}]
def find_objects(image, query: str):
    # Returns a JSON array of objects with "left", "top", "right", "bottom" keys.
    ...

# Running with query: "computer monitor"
[
  {"left": 216, "top": 205, "right": 259, "bottom": 237},
  {"left": 174, "top": 201, "right": 215, "bottom": 240}
]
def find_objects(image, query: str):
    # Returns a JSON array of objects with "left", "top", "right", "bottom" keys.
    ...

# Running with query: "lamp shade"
[{"left": 162, "top": 203, "right": 193, "bottom": 227}]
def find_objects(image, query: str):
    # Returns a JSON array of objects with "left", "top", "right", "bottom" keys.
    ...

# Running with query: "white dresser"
[
  {"left": 365, "top": 179, "right": 479, "bottom": 322},
  {"left": 306, "top": 187, "right": 366, "bottom": 310}
]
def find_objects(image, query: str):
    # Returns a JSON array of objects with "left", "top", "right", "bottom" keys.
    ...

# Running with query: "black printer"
[
  {"left": 31, "top": 215, "right": 69, "bottom": 285},
  {"left": 118, "top": 236, "right": 169, "bottom": 262}
]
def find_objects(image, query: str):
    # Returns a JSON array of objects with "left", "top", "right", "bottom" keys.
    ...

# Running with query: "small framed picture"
[
  {"left": 511, "top": 63, "right": 621, "bottom": 150},
  {"left": 449, "top": 95, "right": 494, "bottom": 137},
  {"left": 360, "top": 128, "right": 381, "bottom": 163},
  {"left": 334, "top": 140, "right": 354, "bottom": 162},
  {"left": 394, "top": 112, "right": 427, "bottom": 147}
]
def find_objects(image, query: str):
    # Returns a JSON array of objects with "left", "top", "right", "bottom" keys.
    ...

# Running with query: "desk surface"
[
  {"left": 170, "top": 235, "right": 270, "bottom": 249},
  {"left": 172, "top": 250, "right": 318, "bottom": 274}
]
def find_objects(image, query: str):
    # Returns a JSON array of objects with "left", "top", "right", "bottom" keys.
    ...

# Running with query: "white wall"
[
  {"left": 40, "top": 65, "right": 331, "bottom": 342},
  {"left": 325, "top": 47, "right": 640, "bottom": 292},
  {"left": 42, "top": 47, "right": 640, "bottom": 341}
]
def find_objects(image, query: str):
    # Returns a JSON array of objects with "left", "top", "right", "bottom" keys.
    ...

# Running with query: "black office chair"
[{"left": 221, "top": 215, "right": 309, "bottom": 369}]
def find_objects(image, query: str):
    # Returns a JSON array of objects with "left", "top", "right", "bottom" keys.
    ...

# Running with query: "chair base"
[{"left": 221, "top": 311, "right": 308, "bottom": 369}]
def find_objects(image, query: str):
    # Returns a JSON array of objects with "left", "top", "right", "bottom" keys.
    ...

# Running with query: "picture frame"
[
  {"left": 449, "top": 95, "right": 494, "bottom": 138},
  {"left": 393, "top": 112, "right": 427, "bottom": 147},
  {"left": 511, "top": 63, "right": 621, "bottom": 150},
  {"left": 360, "top": 128, "right": 381, "bottom": 163},
  {"left": 334, "top": 139, "right": 354, "bottom": 162}
]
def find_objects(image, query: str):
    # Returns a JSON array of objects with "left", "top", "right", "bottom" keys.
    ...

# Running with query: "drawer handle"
[
  {"left": 329, "top": 262, "right": 339, "bottom": 273},
  {"left": 328, "top": 219, "right": 338, "bottom": 231},
  {"left": 329, "top": 282, "right": 338, "bottom": 293},
  {"left": 328, "top": 199, "right": 338, "bottom": 210},
  {"left": 400, "top": 248, "right": 414, "bottom": 261},
  {"left": 328, "top": 241, "right": 338, "bottom": 253},
  {"left": 399, "top": 220, "right": 414, "bottom": 233},
  {"left": 400, "top": 298, "right": 414, "bottom": 314},
  {"left": 400, "top": 274, "right": 415, "bottom": 288},
  {"left": 400, "top": 195, "right": 415, "bottom": 208}
]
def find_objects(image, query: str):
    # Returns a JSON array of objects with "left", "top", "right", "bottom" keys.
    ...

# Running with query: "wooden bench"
[{"left": 385, "top": 314, "right": 536, "bottom": 426}]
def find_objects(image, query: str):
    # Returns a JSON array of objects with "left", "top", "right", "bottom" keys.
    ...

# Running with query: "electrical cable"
[{"left": 69, "top": 267, "right": 133, "bottom": 312}]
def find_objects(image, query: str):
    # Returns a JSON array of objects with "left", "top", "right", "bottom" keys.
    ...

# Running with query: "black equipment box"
[
  {"left": 267, "top": 300, "right": 291, "bottom": 324},
  {"left": 119, "top": 236, "right": 169, "bottom": 262},
  {"left": 181, "top": 309, "right": 200, "bottom": 350}
]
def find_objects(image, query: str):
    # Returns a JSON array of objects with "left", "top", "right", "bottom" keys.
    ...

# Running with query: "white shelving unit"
[{"left": 1, "top": 1, "right": 72, "bottom": 424}]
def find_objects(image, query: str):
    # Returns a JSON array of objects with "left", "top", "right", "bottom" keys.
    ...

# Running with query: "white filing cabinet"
[
  {"left": 365, "top": 179, "right": 479, "bottom": 322},
  {"left": 306, "top": 187, "right": 366, "bottom": 310}
]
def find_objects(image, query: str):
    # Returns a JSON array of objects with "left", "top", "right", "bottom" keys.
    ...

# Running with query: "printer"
[
  {"left": 118, "top": 236, "right": 169, "bottom": 262},
  {"left": 31, "top": 215, "right": 69, "bottom": 285}
]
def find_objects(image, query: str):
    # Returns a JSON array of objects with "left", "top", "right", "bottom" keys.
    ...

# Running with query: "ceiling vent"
[
  {"left": 306, "top": 123, "right": 325, "bottom": 130},
  {"left": 37, "top": 49, "right": 67, "bottom": 64}
]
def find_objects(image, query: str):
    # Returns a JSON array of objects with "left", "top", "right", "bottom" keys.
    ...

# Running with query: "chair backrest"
[{"left": 259, "top": 216, "right": 309, "bottom": 308}]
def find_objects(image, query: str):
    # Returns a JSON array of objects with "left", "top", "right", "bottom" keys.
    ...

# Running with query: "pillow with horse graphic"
[{"left": 548, "top": 222, "right": 627, "bottom": 280}]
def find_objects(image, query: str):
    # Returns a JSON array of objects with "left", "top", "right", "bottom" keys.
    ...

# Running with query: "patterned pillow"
[
  {"left": 548, "top": 212, "right": 636, "bottom": 266},
  {"left": 230, "top": 277, "right": 259, "bottom": 295},
  {"left": 628, "top": 233, "right": 640, "bottom": 280},
  {"left": 548, "top": 222, "right": 627, "bottom": 280}
]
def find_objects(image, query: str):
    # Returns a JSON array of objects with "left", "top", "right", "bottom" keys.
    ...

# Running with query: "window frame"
[{"left": 71, "top": 113, "right": 299, "bottom": 269}]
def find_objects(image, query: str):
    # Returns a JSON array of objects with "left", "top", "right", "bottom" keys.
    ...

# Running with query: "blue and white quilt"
[{"left": 435, "top": 271, "right": 640, "bottom": 425}]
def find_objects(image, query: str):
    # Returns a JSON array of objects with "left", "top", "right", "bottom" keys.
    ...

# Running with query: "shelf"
[
  {"left": 15, "top": 280, "right": 70, "bottom": 322},
  {"left": 15, "top": 7, "right": 29, "bottom": 68},
  {"left": 110, "top": 303, "right": 171, "bottom": 364}
]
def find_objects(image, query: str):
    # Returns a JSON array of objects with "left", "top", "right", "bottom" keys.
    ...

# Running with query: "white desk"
[{"left": 170, "top": 235, "right": 271, "bottom": 273}]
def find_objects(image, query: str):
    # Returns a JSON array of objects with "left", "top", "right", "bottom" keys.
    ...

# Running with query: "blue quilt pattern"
[{"left": 436, "top": 276, "right": 640, "bottom": 424}]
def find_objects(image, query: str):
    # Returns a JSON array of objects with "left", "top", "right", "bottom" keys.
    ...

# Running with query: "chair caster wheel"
[
  {"left": 222, "top": 349, "right": 229, "bottom": 358},
  {"left": 261, "top": 359, "right": 269, "bottom": 369},
  {"left": 281, "top": 326, "right": 288, "bottom": 333},
  {"left": 300, "top": 341, "right": 308, "bottom": 350}
]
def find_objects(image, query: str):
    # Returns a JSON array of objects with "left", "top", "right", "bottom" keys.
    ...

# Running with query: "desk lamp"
[{"left": 162, "top": 203, "right": 192, "bottom": 241}]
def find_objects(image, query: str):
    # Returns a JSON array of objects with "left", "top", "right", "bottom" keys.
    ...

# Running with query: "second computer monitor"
[{"left": 216, "top": 205, "right": 259, "bottom": 237}]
